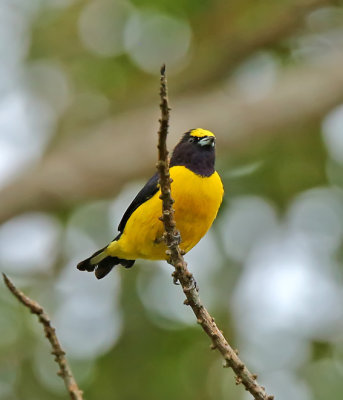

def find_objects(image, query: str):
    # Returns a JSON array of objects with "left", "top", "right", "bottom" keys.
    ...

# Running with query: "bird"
[{"left": 77, "top": 128, "right": 224, "bottom": 279}]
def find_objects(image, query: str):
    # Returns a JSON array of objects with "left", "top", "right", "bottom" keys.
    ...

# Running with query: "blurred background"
[{"left": 1, "top": 0, "right": 343, "bottom": 399}]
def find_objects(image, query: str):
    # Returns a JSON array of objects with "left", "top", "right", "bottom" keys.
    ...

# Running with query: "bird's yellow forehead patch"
[{"left": 190, "top": 128, "right": 215, "bottom": 138}]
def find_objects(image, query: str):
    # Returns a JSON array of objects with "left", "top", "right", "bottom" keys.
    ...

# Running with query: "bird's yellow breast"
[{"left": 107, "top": 166, "right": 224, "bottom": 260}]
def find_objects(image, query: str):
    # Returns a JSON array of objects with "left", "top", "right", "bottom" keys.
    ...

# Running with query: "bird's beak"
[{"left": 199, "top": 136, "right": 215, "bottom": 147}]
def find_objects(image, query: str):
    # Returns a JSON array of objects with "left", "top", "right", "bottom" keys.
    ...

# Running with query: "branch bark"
[
  {"left": 2, "top": 274, "right": 83, "bottom": 400},
  {"left": 156, "top": 66, "right": 274, "bottom": 400}
]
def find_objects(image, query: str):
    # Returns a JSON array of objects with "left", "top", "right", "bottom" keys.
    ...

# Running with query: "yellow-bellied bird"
[{"left": 77, "top": 128, "right": 224, "bottom": 279}]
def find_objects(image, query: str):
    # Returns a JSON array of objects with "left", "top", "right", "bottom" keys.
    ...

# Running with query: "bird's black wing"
[
  {"left": 77, "top": 174, "right": 159, "bottom": 279},
  {"left": 117, "top": 173, "right": 159, "bottom": 233}
]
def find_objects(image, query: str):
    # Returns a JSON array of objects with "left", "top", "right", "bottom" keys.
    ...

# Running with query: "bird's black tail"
[{"left": 77, "top": 247, "right": 135, "bottom": 279}]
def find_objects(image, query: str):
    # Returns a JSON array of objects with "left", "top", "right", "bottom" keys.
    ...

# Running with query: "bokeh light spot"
[
  {"left": 322, "top": 104, "right": 343, "bottom": 164},
  {"left": 0, "top": 213, "right": 61, "bottom": 274},
  {"left": 78, "top": 0, "right": 134, "bottom": 57},
  {"left": 124, "top": 10, "right": 192, "bottom": 74}
]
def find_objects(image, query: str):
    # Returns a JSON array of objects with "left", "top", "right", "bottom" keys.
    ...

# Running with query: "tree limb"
[
  {"left": 2, "top": 273, "right": 83, "bottom": 400},
  {"left": 156, "top": 66, "right": 274, "bottom": 400},
  {"left": 178, "top": 0, "right": 335, "bottom": 91}
]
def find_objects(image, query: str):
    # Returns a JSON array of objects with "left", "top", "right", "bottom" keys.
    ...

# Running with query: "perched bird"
[{"left": 77, "top": 128, "right": 224, "bottom": 279}]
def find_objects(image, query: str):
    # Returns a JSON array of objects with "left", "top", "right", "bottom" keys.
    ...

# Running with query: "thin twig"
[
  {"left": 2, "top": 273, "right": 83, "bottom": 400},
  {"left": 156, "top": 65, "right": 274, "bottom": 400}
]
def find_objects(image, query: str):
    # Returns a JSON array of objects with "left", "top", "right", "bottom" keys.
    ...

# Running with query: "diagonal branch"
[
  {"left": 156, "top": 66, "right": 274, "bottom": 400},
  {"left": 181, "top": 0, "right": 335, "bottom": 91},
  {"left": 2, "top": 273, "right": 83, "bottom": 400}
]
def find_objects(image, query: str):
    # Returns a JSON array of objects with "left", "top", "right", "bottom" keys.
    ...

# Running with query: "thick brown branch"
[
  {"left": 2, "top": 274, "right": 83, "bottom": 400},
  {"left": 156, "top": 67, "right": 274, "bottom": 400},
  {"left": 180, "top": 0, "right": 334, "bottom": 91}
]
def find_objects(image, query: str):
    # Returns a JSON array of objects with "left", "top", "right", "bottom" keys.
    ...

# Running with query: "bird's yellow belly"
[{"left": 107, "top": 166, "right": 223, "bottom": 260}]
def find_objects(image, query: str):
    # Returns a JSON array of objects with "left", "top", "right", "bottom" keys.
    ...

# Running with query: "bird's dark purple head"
[{"left": 170, "top": 128, "right": 216, "bottom": 177}]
